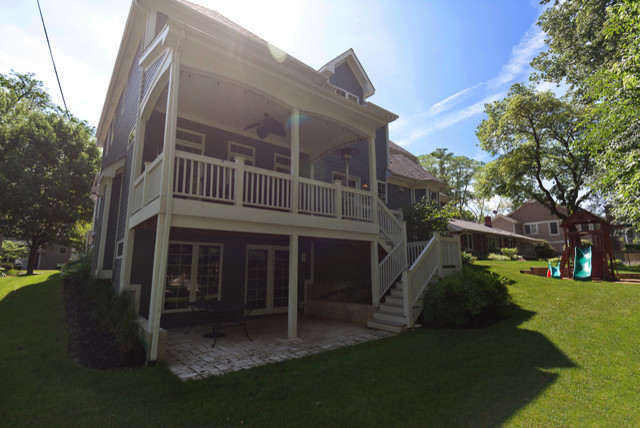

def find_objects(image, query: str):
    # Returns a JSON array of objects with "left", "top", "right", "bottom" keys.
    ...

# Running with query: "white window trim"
[
  {"left": 274, "top": 153, "right": 291, "bottom": 174},
  {"left": 524, "top": 223, "right": 538, "bottom": 235},
  {"left": 228, "top": 141, "right": 255, "bottom": 166},
  {"left": 176, "top": 127, "right": 205, "bottom": 154},
  {"left": 549, "top": 221, "right": 560, "bottom": 236},
  {"left": 377, "top": 181, "right": 387, "bottom": 203},
  {"left": 463, "top": 233, "right": 473, "bottom": 251},
  {"left": 335, "top": 88, "right": 360, "bottom": 103},
  {"left": 162, "top": 241, "right": 224, "bottom": 314},
  {"left": 115, "top": 240, "right": 124, "bottom": 259},
  {"left": 332, "top": 171, "right": 360, "bottom": 188}
]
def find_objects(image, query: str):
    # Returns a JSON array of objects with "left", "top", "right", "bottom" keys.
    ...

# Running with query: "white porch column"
[
  {"left": 290, "top": 108, "right": 300, "bottom": 214},
  {"left": 370, "top": 240, "right": 380, "bottom": 307},
  {"left": 95, "top": 177, "right": 113, "bottom": 278},
  {"left": 148, "top": 38, "right": 183, "bottom": 362},
  {"left": 288, "top": 233, "right": 299, "bottom": 339},
  {"left": 367, "top": 135, "right": 378, "bottom": 225}
]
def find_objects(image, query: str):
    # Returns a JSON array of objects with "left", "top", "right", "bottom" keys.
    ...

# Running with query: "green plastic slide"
[{"left": 573, "top": 246, "right": 592, "bottom": 281}]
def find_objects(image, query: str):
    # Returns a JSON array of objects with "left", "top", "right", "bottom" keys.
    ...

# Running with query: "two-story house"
[
  {"left": 492, "top": 201, "right": 568, "bottom": 254},
  {"left": 91, "top": 0, "right": 460, "bottom": 362}
]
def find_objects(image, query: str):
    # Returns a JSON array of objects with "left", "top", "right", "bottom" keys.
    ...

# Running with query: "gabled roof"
[
  {"left": 449, "top": 219, "right": 541, "bottom": 243},
  {"left": 388, "top": 154, "right": 441, "bottom": 183},
  {"left": 507, "top": 200, "right": 569, "bottom": 219},
  {"left": 318, "top": 49, "right": 375, "bottom": 99}
]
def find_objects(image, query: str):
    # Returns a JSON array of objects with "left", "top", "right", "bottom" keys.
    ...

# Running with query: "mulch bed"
[{"left": 64, "top": 278, "right": 146, "bottom": 370}]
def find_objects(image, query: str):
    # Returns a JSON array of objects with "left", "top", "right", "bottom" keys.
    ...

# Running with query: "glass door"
[{"left": 246, "top": 245, "right": 289, "bottom": 315}]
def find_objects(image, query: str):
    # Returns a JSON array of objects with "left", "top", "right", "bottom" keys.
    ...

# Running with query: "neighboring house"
[
  {"left": 492, "top": 201, "right": 568, "bottom": 254},
  {"left": 385, "top": 141, "right": 446, "bottom": 209},
  {"left": 90, "top": 0, "right": 461, "bottom": 362},
  {"left": 1, "top": 240, "right": 72, "bottom": 270},
  {"left": 449, "top": 217, "right": 540, "bottom": 258}
]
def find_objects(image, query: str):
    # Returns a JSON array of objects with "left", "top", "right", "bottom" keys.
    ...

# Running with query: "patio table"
[{"left": 185, "top": 301, "right": 254, "bottom": 348}]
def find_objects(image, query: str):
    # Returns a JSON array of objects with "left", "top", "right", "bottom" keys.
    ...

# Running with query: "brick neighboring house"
[
  {"left": 449, "top": 217, "right": 541, "bottom": 258},
  {"left": 492, "top": 201, "right": 568, "bottom": 254},
  {"left": 90, "top": 0, "right": 461, "bottom": 362}
]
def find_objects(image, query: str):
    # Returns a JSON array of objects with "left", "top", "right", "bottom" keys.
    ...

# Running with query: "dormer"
[{"left": 319, "top": 49, "right": 375, "bottom": 104}]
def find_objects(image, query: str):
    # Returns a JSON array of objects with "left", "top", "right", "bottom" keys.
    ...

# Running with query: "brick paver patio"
[{"left": 165, "top": 314, "right": 394, "bottom": 380}]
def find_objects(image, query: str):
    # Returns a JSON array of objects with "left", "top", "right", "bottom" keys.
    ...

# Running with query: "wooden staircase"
[{"left": 367, "top": 200, "right": 463, "bottom": 334}]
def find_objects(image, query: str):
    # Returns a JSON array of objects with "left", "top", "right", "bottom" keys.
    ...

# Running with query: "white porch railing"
[
  {"left": 407, "top": 241, "right": 429, "bottom": 266},
  {"left": 403, "top": 234, "right": 462, "bottom": 327},
  {"left": 131, "top": 152, "right": 374, "bottom": 224},
  {"left": 378, "top": 239, "right": 407, "bottom": 299},
  {"left": 378, "top": 199, "right": 404, "bottom": 245},
  {"left": 132, "top": 155, "right": 163, "bottom": 214}
]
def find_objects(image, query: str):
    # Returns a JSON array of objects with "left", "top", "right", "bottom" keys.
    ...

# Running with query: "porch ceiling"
[{"left": 173, "top": 71, "right": 362, "bottom": 157}]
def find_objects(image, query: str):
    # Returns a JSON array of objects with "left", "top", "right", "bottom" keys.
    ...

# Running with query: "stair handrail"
[
  {"left": 403, "top": 234, "right": 440, "bottom": 327},
  {"left": 378, "top": 238, "right": 407, "bottom": 302},
  {"left": 377, "top": 199, "right": 404, "bottom": 246}
]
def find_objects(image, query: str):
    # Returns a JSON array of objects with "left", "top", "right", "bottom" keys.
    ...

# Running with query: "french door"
[{"left": 245, "top": 245, "right": 289, "bottom": 315}]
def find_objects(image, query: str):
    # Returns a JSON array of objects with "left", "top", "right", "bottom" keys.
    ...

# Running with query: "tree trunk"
[{"left": 26, "top": 246, "right": 39, "bottom": 275}]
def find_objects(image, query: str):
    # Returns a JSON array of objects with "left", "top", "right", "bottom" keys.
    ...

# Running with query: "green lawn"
[{"left": 1, "top": 265, "right": 639, "bottom": 427}]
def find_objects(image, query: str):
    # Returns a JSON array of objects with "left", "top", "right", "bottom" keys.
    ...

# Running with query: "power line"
[{"left": 36, "top": 0, "right": 69, "bottom": 115}]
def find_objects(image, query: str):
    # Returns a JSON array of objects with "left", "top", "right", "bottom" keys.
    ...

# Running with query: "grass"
[{"left": 1, "top": 265, "right": 639, "bottom": 426}]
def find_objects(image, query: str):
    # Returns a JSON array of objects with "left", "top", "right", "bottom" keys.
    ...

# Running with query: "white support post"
[
  {"left": 290, "top": 108, "right": 300, "bottom": 214},
  {"left": 334, "top": 179, "right": 343, "bottom": 220},
  {"left": 234, "top": 158, "right": 245, "bottom": 207},
  {"left": 95, "top": 177, "right": 113, "bottom": 277},
  {"left": 370, "top": 240, "right": 380, "bottom": 307},
  {"left": 288, "top": 233, "right": 299, "bottom": 339},
  {"left": 367, "top": 135, "right": 378, "bottom": 225},
  {"left": 436, "top": 233, "right": 443, "bottom": 279},
  {"left": 402, "top": 270, "right": 412, "bottom": 327},
  {"left": 148, "top": 36, "right": 183, "bottom": 362}
]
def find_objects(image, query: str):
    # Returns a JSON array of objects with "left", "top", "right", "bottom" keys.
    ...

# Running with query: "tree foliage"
[
  {"left": 403, "top": 199, "right": 456, "bottom": 242},
  {"left": 0, "top": 71, "right": 100, "bottom": 274},
  {"left": 476, "top": 83, "right": 593, "bottom": 220},
  {"left": 533, "top": 0, "right": 640, "bottom": 228},
  {"left": 419, "top": 149, "right": 484, "bottom": 214}
]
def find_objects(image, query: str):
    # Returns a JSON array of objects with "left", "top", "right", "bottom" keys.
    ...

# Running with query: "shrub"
[
  {"left": 625, "top": 243, "right": 640, "bottom": 252},
  {"left": 500, "top": 247, "right": 520, "bottom": 260},
  {"left": 422, "top": 266, "right": 515, "bottom": 328},
  {"left": 488, "top": 253, "right": 510, "bottom": 261},
  {"left": 581, "top": 239, "right": 593, "bottom": 247},
  {"left": 534, "top": 240, "right": 557, "bottom": 259},
  {"left": 461, "top": 251, "right": 476, "bottom": 265},
  {"left": 547, "top": 257, "right": 561, "bottom": 264}
]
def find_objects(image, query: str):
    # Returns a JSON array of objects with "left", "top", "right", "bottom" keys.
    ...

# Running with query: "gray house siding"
[
  {"left": 387, "top": 184, "right": 412, "bottom": 209},
  {"left": 142, "top": 113, "right": 311, "bottom": 177},
  {"left": 375, "top": 126, "right": 387, "bottom": 182},
  {"left": 313, "top": 140, "right": 370, "bottom": 188},
  {"left": 329, "top": 62, "right": 364, "bottom": 104}
]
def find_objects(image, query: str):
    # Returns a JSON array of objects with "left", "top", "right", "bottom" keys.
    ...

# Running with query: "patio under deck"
[{"left": 165, "top": 314, "right": 394, "bottom": 380}]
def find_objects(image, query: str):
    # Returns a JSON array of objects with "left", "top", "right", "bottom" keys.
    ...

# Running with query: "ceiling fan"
[{"left": 244, "top": 114, "right": 286, "bottom": 139}]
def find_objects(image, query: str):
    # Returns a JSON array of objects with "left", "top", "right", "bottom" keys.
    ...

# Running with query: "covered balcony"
[{"left": 129, "top": 63, "right": 388, "bottom": 237}]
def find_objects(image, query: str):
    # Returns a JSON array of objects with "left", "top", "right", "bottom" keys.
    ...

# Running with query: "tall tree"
[
  {"left": 0, "top": 72, "right": 100, "bottom": 274},
  {"left": 419, "top": 149, "right": 483, "bottom": 214},
  {"left": 532, "top": 0, "right": 640, "bottom": 227},
  {"left": 476, "top": 83, "right": 593, "bottom": 221}
]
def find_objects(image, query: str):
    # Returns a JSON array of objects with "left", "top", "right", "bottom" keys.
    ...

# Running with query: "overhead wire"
[{"left": 36, "top": 0, "right": 69, "bottom": 115}]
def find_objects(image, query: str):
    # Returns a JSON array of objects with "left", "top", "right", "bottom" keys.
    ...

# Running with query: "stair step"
[
  {"left": 380, "top": 302, "right": 404, "bottom": 315},
  {"left": 373, "top": 310, "right": 407, "bottom": 324},
  {"left": 366, "top": 318, "right": 406, "bottom": 334},
  {"left": 385, "top": 295, "right": 403, "bottom": 306},
  {"left": 390, "top": 288, "right": 403, "bottom": 297}
]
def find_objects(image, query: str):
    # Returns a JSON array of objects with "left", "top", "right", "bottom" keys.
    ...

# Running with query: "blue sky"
[{"left": 0, "top": 0, "right": 547, "bottom": 161}]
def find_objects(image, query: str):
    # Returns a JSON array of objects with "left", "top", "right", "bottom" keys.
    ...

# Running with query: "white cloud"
[{"left": 489, "top": 24, "right": 546, "bottom": 88}]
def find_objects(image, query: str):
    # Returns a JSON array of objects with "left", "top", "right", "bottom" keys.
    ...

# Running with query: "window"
[
  {"left": 524, "top": 223, "right": 538, "bottom": 235},
  {"left": 176, "top": 128, "right": 204, "bottom": 154},
  {"left": 58, "top": 247, "right": 68, "bottom": 255},
  {"left": 430, "top": 191, "right": 438, "bottom": 202},
  {"left": 164, "top": 242, "right": 223, "bottom": 312},
  {"left": 549, "top": 221, "right": 559, "bottom": 235},
  {"left": 335, "top": 88, "right": 360, "bottom": 103},
  {"left": 115, "top": 241, "right": 124, "bottom": 259},
  {"left": 377, "top": 181, "right": 387, "bottom": 202},
  {"left": 332, "top": 171, "right": 360, "bottom": 188},
  {"left": 487, "top": 237, "right": 498, "bottom": 251},
  {"left": 228, "top": 141, "right": 255, "bottom": 166},
  {"left": 274, "top": 154, "right": 291, "bottom": 173},
  {"left": 464, "top": 234, "right": 473, "bottom": 250}
]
